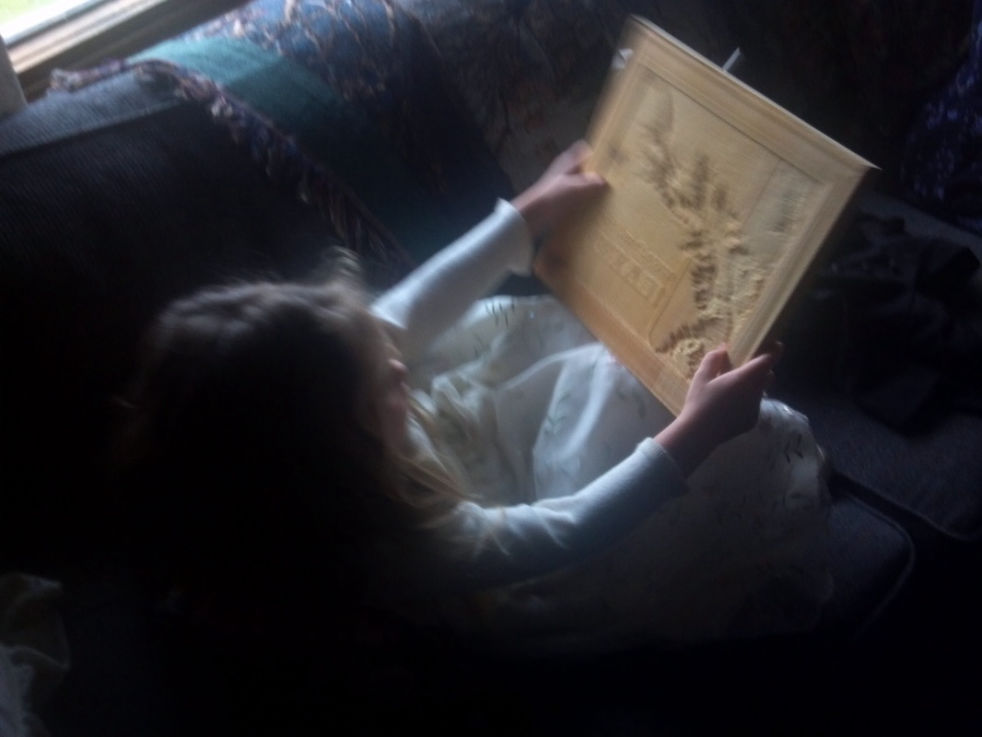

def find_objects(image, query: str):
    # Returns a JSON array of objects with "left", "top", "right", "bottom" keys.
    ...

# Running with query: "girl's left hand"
[
  {"left": 511, "top": 140, "right": 608, "bottom": 240},
  {"left": 655, "top": 342, "right": 782, "bottom": 476}
]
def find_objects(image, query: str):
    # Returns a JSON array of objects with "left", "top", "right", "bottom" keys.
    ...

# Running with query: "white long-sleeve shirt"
[{"left": 371, "top": 200, "right": 688, "bottom": 596}]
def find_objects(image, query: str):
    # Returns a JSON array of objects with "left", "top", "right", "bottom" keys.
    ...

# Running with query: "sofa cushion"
[
  {"left": 772, "top": 192, "right": 982, "bottom": 541},
  {"left": 774, "top": 381, "right": 982, "bottom": 542},
  {"left": 120, "top": 0, "right": 513, "bottom": 266},
  {"left": 0, "top": 72, "right": 341, "bottom": 560},
  {"left": 819, "top": 478, "right": 915, "bottom": 638}
]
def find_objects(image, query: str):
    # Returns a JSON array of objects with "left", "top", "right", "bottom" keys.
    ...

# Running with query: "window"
[
  {"left": 1, "top": 0, "right": 108, "bottom": 44},
  {"left": 3, "top": 0, "right": 241, "bottom": 100}
]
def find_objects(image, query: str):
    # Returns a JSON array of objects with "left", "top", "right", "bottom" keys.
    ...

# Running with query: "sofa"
[{"left": 2, "top": 1, "right": 981, "bottom": 734}]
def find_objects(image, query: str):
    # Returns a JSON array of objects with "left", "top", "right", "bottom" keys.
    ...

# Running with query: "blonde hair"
[
  {"left": 113, "top": 266, "right": 473, "bottom": 617},
  {"left": 399, "top": 397, "right": 471, "bottom": 519}
]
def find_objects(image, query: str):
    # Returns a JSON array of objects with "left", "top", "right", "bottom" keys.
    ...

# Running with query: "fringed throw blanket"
[{"left": 55, "top": 0, "right": 512, "bottom": 279}]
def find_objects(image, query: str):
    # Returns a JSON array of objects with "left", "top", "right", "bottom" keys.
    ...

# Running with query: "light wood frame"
[{"left": 535, "top": 16, "right": 876, "bottom": 415}]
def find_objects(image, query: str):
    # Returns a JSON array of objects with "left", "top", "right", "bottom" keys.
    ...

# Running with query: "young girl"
[{"left": 116, "top": 143, "right": 831, "bottom": 655}]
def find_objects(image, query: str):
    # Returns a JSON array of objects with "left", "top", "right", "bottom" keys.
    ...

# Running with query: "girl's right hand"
[
  {"left": 654, "top": 343, "right": 781, "bottom": 476},
  {"left": 511, "top": 140, "right": 607, "bottom": 241}
]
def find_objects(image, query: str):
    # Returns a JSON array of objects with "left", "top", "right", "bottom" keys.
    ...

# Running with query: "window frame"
[{"left": 7, "top": 0, "right": 242, "bottom": 100}]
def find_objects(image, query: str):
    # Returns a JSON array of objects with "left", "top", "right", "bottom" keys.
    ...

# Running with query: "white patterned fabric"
[
  {"left": 374, "top": 200, "right": 832, "bottom": 651},
  {"left": 0, "top": 574, "right": 69, "bottom": 737},
  {"left": 411, "top": 295, "right": 832, "bottom": 651}
]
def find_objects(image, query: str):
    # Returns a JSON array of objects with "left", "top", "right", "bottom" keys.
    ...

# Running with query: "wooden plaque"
[{"left": 535, "top": 16, "right": 876, "bottom": 415}]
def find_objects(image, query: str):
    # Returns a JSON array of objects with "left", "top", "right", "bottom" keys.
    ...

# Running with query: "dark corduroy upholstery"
[
  {"left": 3, "top": 4, "right": 982, "bottom": 733},
  {"left": 0, "top": 73, "right": 340, "bottom": 564}
]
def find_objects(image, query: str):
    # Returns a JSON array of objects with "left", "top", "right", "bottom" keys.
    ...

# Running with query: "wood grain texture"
[{"left": 535, "top": 16, "right": 876, "bottom": 415}]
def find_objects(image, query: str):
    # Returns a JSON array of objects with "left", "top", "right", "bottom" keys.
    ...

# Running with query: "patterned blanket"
[
  {"left": 902, "top": 0, "right": 982, "bottom": 234},
  {"left": 57, "top": 0, "right": 514, "bottom": 277},
  {"left": 401, "top": 0, "right": 737, "bottom": 191},
  {"left": 50, "top": 0, "right": 733, "bottom": 276}
]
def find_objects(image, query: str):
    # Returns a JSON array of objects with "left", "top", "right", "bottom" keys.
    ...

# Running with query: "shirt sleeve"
[
  {"left": 403, "top": 438, "right": 688, "bottom": 595},
  {"left": 371, "top": 199, "right": 533, "bottom": 362}
]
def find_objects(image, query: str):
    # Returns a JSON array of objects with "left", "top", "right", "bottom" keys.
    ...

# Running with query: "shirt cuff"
[
  {"left": 636, "top": 437, "right": 689, "bottom": 498},
  {"left": 493, "top": 199, "right": 535, "bottom": 275}
]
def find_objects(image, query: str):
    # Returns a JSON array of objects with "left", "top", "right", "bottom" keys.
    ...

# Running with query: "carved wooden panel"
[{"left": 535, "top": 16, "right": 876, "bottom": 415}]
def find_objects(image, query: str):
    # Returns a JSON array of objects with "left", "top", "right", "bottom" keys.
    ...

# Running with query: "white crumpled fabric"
[
  {"left": 0, "top": 574, "right": 69, "bottom": 737},
  {"left": 411, "top": 294, "right": 833, "bottom": 651}
]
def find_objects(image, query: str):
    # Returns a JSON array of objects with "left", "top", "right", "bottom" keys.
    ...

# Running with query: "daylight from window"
[{"left": 0, "top": 0, "right": 104, "bottom": 42}]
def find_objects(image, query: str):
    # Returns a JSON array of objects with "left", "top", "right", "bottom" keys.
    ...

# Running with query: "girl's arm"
[
  {"left": 422, "top": 437, "right": 687, "bottom": 593},
  {"left": 395, "top": 343, "right": 780, "bottom": 595},
  {"left": 372, "top": 142, "right": 606, "bottom": 362},
  {"left": 371, "top": 199, "right": 534, "bottom": 362}
]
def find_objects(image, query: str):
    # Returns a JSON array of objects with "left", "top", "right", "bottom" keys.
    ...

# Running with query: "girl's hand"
[
  {"left": 511, "top": 140, "right": 607, "bottom": 240},
  {"left": 655, "top": 343, "right": 782, "bottom": 476}
]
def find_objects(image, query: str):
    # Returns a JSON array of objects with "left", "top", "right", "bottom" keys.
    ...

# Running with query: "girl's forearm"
[
  {"left": 372, "top": 200, "right": 533, "bottom": 361},
  {"left": 653, "top": 416, "right": 714, "bottom": 478}
]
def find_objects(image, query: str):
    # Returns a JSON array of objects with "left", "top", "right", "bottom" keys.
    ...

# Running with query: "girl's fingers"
[
  {"left": 580, "top": 172, "right": 607, "bottom": 188},
  {"left": 693, "top": 345, "right": 730, "bottom": 386},
  {"left": 755, "top": 340, "right": 784, "bottom": 363},
  {"left": 559, "top": 140, "right": 592, "bottom": 174},
  {"left": 732, "top": 352, "right": 778, "bottom": 392},
  {"left": 567, "top": 172, "right": 607, "bottom": 199}
]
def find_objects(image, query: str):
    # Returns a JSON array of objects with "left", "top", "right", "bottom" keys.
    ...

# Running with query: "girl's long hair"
[{"left": 112, "top": 270, "right": 449, "bottom": 633}]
